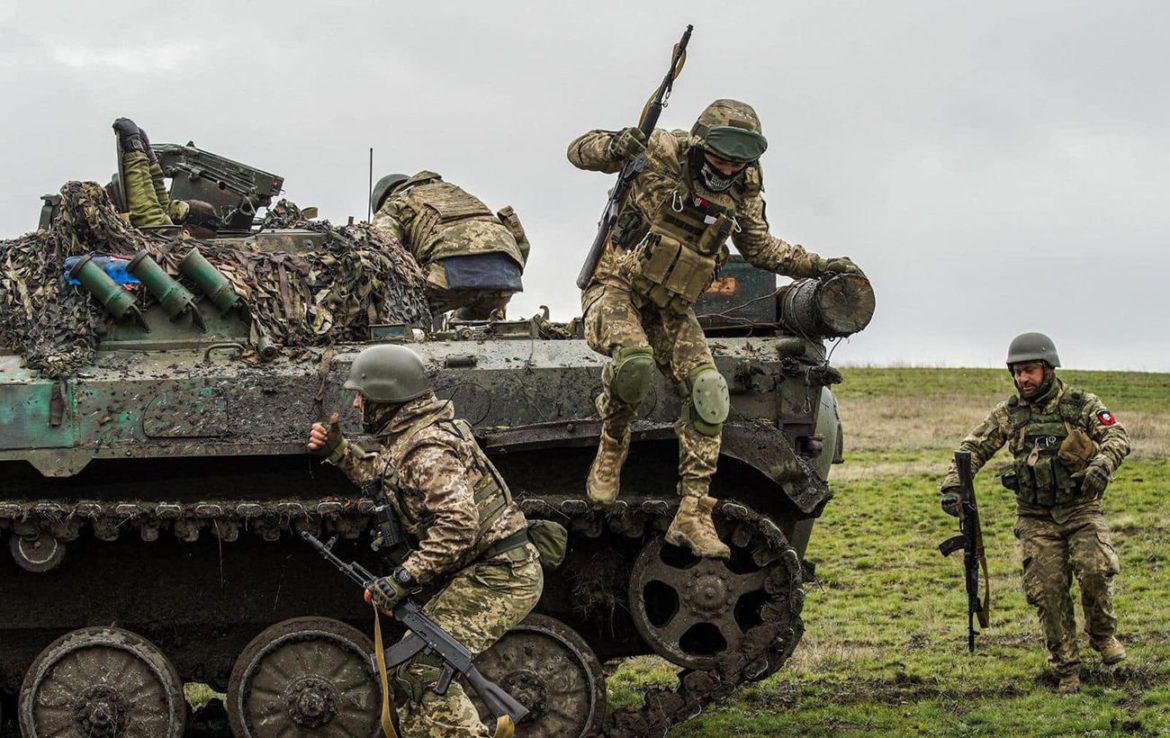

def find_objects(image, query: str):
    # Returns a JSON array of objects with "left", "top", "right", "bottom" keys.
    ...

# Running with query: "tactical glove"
[
  {"left": 940, "top": 488, "right": 961, "bottom": 517},
  {"left": 112, "top": 118, "right": 146, "bottom": 154},
  {"left": 308, "top": 414, "right": 348, "bottom": 463},
  {"left": 814, "top": 255, "right": 863, "bottom": 276},
  {"left": 607, "top": 127, "right": 647, "bottom": 162},
  {"left": 366, "top": 568, "right": 413, "bottom": 613},
  {"left": 1074, "top": 463, "right": 1110, "bottom": 498}
]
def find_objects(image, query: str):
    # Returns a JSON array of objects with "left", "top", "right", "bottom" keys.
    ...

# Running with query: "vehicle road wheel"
[
  {"left": 469, "top": 613, "right": 606, "bottom": 738},
  {"left": 226, "top": 617, "right": 381, "bottom": 738},
  {"left": 18, "top": 626, "right": 186, "bottom": 738}
]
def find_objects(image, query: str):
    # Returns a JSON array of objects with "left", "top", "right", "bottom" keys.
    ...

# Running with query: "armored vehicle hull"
[{"left": 2, "top": 155, "right": 873, "bottom": 737}]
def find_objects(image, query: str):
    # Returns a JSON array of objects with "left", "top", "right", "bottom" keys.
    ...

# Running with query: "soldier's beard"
[{"left": 1016, "top": 369, "right": 1054, "bottom": 400}]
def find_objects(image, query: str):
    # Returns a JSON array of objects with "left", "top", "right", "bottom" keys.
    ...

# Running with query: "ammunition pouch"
[
  {"left": 526, "top": 519, "right": 569, "bottom": 571},
  {"left": 1008, "top": 391, "right": 1090, "bottom": 507},
  {"left": 611, "top": 208, "right": 649, "bottom": 249},
  {"left": 626, "top": 192, "right": 734, "bottom": 313},
  {"left": 393, "top": 651, "right": 444, "bottom": 704},
  {"left": 999, "top": 467, "right": 1019, "bottom": 492}
]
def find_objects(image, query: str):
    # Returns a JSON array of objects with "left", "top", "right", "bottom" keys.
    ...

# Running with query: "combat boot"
[
  {"left": 666, "top": 494, "right": 730, "bottom": 559},
  {"left": 587, "top": 427, "right": 629, "bottom": 507},
  {"left": 112, "top": 118, "right": 145, "bottom": 154},
  {"left": 1057, "top": 673, "right": 1081, "bottom": 694},
  {"left": 1093, "top": 636, "right": 1127, "bottom": 665}
]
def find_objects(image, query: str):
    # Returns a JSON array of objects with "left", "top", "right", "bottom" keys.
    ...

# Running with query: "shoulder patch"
[{"left": 1096, "top": 410, "right": 1117, "bottom": 426}]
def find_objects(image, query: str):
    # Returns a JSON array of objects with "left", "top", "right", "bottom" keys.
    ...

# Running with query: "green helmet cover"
[
  {"left": 370, "top": 173, "right": 410, "bottom": 215},
  {"left": 691, "top": 99, "right": 768, "bottom": 162},
  {"left": 343, "top": 344, "right": 432, "bottom": 403},
  {"left": 1006, "top": 332, "right": 1061, "bottom": 368}
]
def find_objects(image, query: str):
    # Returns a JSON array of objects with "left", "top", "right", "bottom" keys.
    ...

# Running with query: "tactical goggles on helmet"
[{"left": 703, "top": 126, "right": 768, "bottom": 163}]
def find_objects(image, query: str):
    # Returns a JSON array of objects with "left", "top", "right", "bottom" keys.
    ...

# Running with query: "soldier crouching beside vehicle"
[
  {"left": 307, "top": 345, "right": 542, "bottom": 736},
  {"left": 940, "top": 333, "right": 1130, "bottom": 694},
  {"left": 370, "top": 172, "right": 530, "bottom": 321}
]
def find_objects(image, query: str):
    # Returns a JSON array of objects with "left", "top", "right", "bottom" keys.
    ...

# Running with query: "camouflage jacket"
[
  {"left": 941, "top": 379, "right": 1131, "bottom": 516},
  {"left": 332, "top": 394, "right": 529, "bottom": 585},
  {"left": 567, "top": 128, "right": 822, "bottom": 295},
  {"left": 371, "top": 171, "right": 527, "bottom": 273}
]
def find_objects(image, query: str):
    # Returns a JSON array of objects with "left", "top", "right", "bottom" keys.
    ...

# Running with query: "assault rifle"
[
  {"left": 153, "top": 143, "right": 284, "bottom": 232},
  {"left": 574, "top": 24, "right": 693, "bottom": 290},
  {"left": 938, "top": 450, "right": 991, "bottom": 652},
  {"left": 300, "top": 531, "right": 527, "bottom": 736}
]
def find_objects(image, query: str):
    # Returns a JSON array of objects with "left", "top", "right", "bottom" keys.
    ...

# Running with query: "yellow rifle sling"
[
  {"left": 373, "top": 605, "right": 399, "bottom": 738},
  {"left": 494, "top": 715, "right": 516, "bottom": 738}
]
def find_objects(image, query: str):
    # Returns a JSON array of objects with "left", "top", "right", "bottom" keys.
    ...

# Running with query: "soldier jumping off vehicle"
[
  {"left": 111, "top": 117, "right": 218, "bottom": 239},
  {"left": 370, "top": 172, "right": 530, "bottom": 321},
  {"left": 940, "top": 333, "right": 1130, "bottom": 694},
  {"left": 307, "top": 345, "right": 543, "bottom": 737},
  {"left": 569, "top": 99, "right": 863, "bottom": 559}
]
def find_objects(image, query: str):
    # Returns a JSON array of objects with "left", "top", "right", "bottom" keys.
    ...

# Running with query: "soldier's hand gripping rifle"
[
  {"left": 938, "top": 450, "right": 991, "bottom": 653},
  {"left": 301, "top": 531, "right": 527, "bottom": 738},
  {"left": 575, "top": 24, "right": 693, "bottom": 290}
]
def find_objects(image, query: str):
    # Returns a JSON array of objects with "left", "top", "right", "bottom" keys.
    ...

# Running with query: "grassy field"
[{"left": 615, "top": 368, "right": 1170, "bottom": 738}]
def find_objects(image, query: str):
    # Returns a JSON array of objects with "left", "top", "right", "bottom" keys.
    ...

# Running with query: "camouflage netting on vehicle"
[{"left": 0, "top": 182, "right": 431, "bottom": 377}]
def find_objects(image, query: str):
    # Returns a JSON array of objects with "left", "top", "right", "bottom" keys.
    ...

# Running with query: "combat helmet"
[
  {"left": 344, "top": 344, "right": 432, "bottom": 404},
  {"left": 691, "top": 99, "right": 769, "bottom": 163},
  {"left": 1006, "top": 332, "right": 1061, "bottom": 368},
  {"left": 370, "top": 173, "right": 410, "bottom": 215}
]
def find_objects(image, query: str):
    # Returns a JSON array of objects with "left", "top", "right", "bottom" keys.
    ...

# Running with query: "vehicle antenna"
[{"left": 367, "top": 147, "right": 374, "bottom": 223}]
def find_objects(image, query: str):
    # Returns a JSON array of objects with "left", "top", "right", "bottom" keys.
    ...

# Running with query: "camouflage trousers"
[
  {"left": 122, "top": 150, "right": 172, "bottom": 228},
  {"left": 1015, "top": 503, "right": 1120, "bottom": 676},
  {"left": 396, "top": 550, "right": 543, "bottom": 738},
  {"left": 582, "top": 283, "right": 720, "bottom": 499}
]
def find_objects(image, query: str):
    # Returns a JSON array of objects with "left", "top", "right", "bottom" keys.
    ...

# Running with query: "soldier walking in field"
[
  {"left": 308, "top": 345, "right": 543, "bottom": 736},
  {"left": 940, "top": 333, "right": 1130, "bottom": 693},
  {"left": 370, "top": 172, "right": 530, "bottom": 321},
  {"left": 569, "top": 99, "right": 863, "bottom": 558}
]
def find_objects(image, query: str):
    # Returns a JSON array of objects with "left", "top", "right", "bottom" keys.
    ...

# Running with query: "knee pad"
[
  {"left": 686, "top": 365, "right": 729, "bottom": 437},
  {"left": 608, "top": 346, "right": 655, "bottom": 405}
]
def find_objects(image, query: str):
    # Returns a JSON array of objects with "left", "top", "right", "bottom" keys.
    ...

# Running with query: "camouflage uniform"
[
  {"left": 332, "top": 394, "right": 542, "bottom": 737},
  {"left": 569, "top": 102, "right": 829, "bottom": 550},
  {"left": 941, "top": 378, "right": 1130, "bottom": 677},
  {"left": 371, "top": 172, "right": 529, "bottom": 319}
]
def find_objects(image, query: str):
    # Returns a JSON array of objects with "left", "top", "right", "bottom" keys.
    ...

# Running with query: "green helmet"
[
  {"left": 343, "top": 345, "right": 431, "bottom": 403},
  {"left": 370, "top": 173, "right": 410, "bottom": 215},
  {"left": 691, "top": 99, "right": 769, "bottom": 163},
  {"left": 1006, "top": 332, "right": 1061, "bottom": 368}
]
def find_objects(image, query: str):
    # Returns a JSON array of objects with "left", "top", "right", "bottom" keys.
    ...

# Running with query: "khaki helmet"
[
  {"left": 370, "top": 173, "right": 410, "bottom": 215},
  {"left": 343, "top": 345, "right": 431, "bottom": 403},
  {"left": 691, "top": 99, "right": 769, "bottom": 163},
  {"left": 1006, "top": 332, "right": 1061, "bottom": 368}
]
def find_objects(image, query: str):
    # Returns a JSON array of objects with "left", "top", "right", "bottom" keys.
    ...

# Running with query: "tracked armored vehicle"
[{"left": 0, "top": 145, "right": 874, "bottom": 738}]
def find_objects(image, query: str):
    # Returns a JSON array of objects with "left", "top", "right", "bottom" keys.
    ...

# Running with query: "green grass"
[{"left": 622, "top": 367, "right": 1170, "bottom": 738}]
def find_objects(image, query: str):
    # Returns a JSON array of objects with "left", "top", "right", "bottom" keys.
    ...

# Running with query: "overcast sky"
[{"left": 1, "top": 1, "right": 1166, "bottom": 371}]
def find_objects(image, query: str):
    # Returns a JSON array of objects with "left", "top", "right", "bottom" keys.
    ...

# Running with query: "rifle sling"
[
  {"left": 974, "top": 528, "right": 991, "bottom": 629},
  {"left": 373, "top": 606, "right": 400, "bottom": 738}
]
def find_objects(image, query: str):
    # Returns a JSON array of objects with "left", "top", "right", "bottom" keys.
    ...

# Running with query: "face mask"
[{"left": 692, "top": 148, "right": 747, "bottom": 193}]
